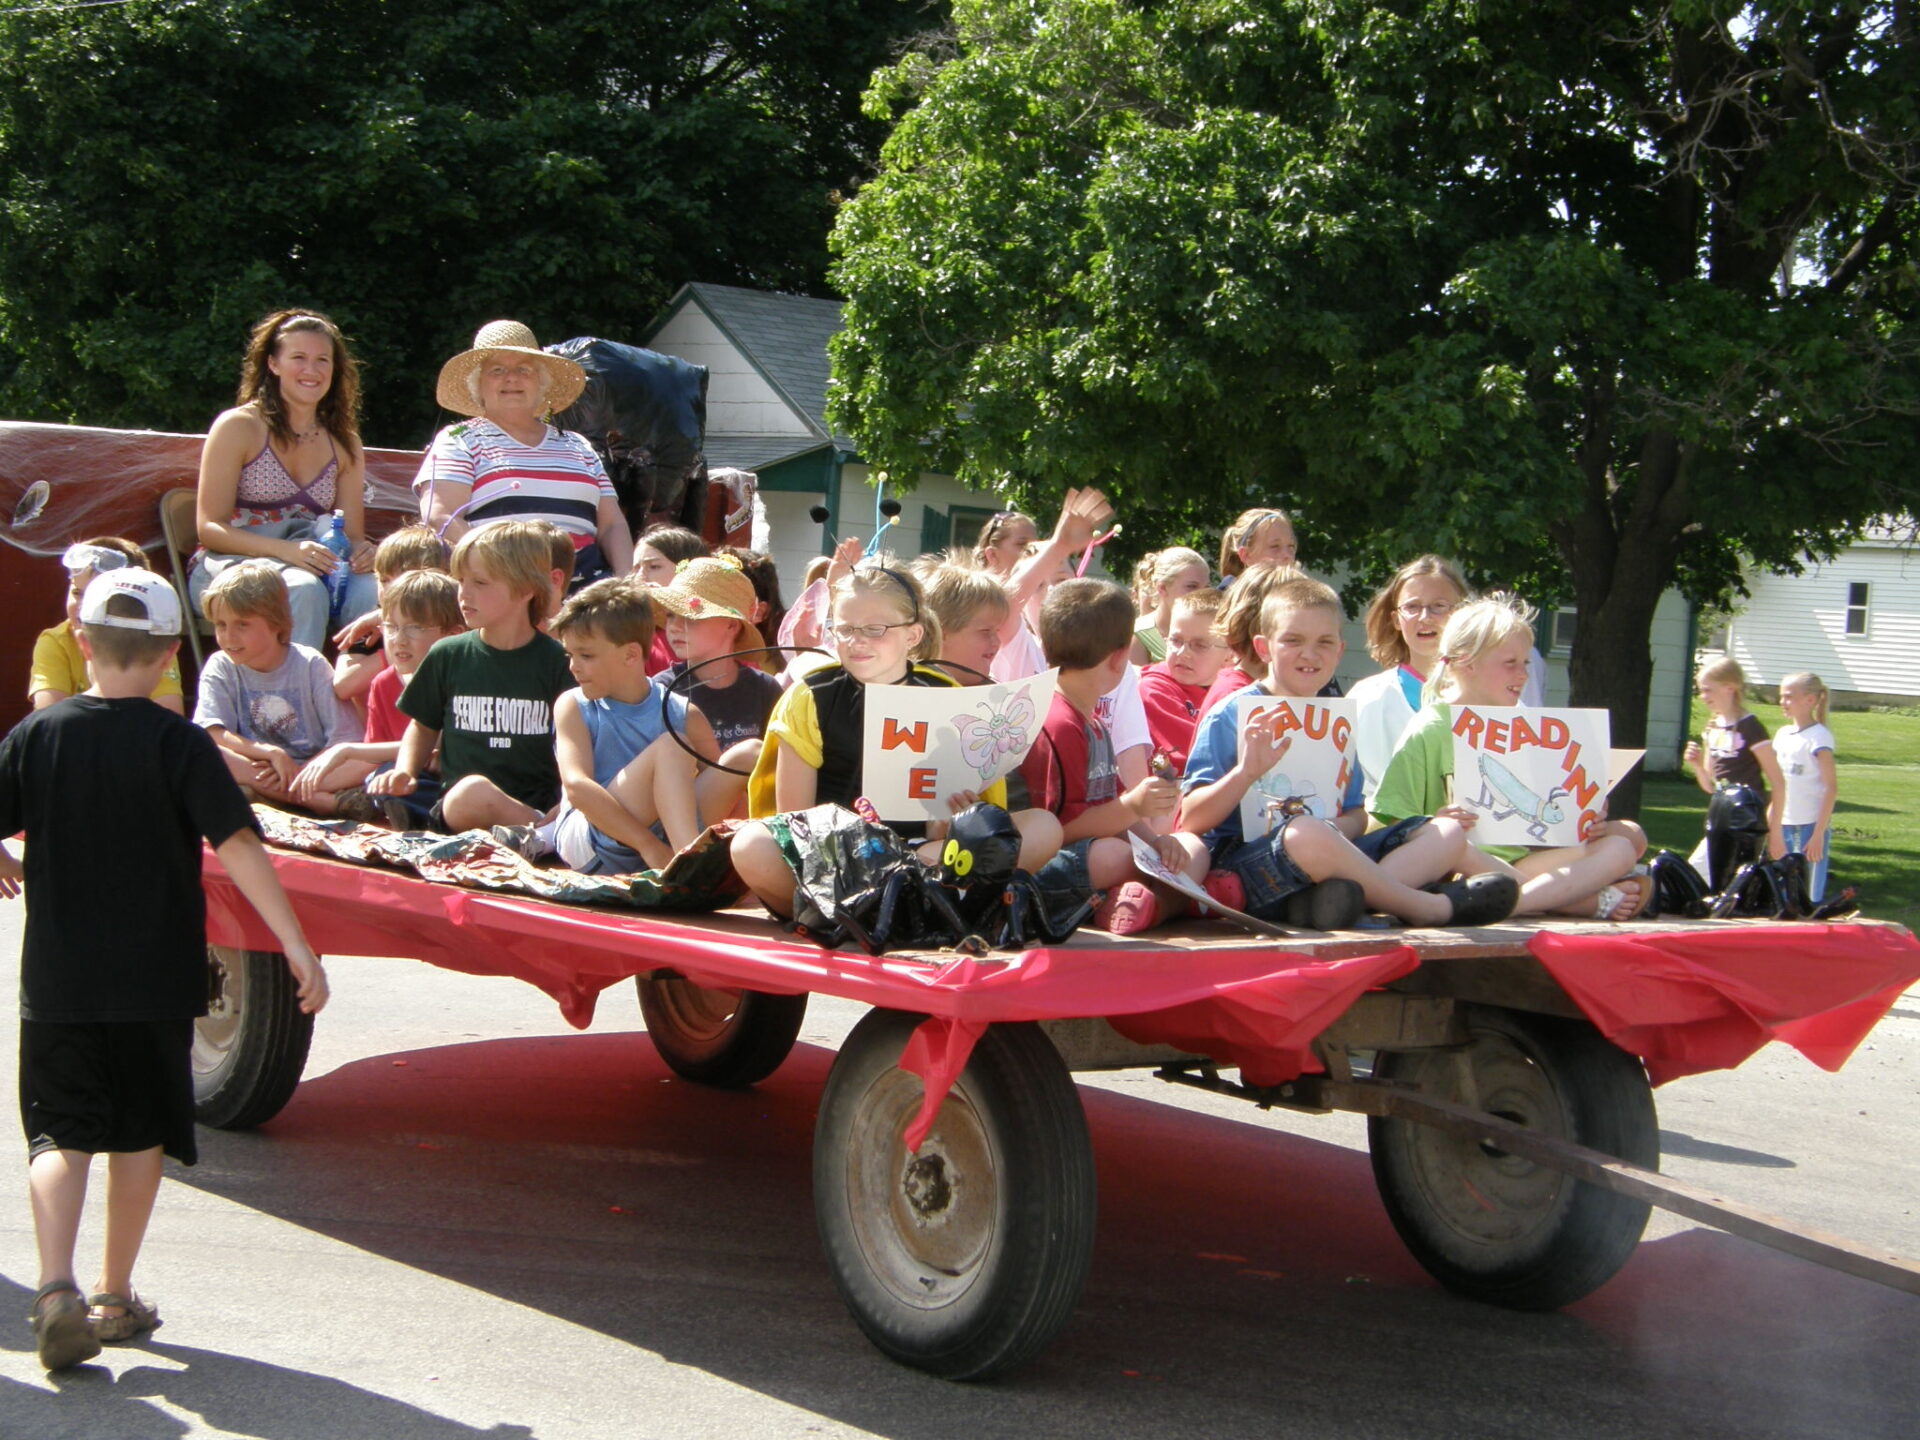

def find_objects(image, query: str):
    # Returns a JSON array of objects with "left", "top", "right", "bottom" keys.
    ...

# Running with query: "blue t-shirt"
[
  {"left": 1184, "top": 681, "right": 1365, "bottom": 847},
  {"left": 573, "top": 678, "right": 689, "bottom": 784}
]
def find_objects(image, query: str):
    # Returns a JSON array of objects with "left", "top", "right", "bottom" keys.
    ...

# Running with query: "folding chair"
[{"left": 158, "top": 487, "right": 216, "bottom": 674}]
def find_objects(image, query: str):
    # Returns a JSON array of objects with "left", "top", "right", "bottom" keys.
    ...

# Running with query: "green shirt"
[
  {"left": 1370, "top": 702, "right": 1529, "bottom": 864},
  {"left": 398, "top": 629, "right": 573, "bottom": 809}
]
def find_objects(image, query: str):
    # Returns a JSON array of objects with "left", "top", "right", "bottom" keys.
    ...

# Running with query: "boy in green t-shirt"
[{"left": 369, "top": 521, "right": 573, "bottom": 832}]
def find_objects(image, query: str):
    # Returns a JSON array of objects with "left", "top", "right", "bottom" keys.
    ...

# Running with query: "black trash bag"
[
  {"left": 1705, "top": 783, "right": 1770, "bottom": 892},
  {"left": 775, "top": 803, "right": 1094, "bottom": 955},
  {"left": 548, "top": 337, "right": 708, "bottom": 532},
  {"left": 1709, "top": 852, "right": 1815, "bottom": 920},
  {"left": 1647, "top": 849, "right": 1712, "bottom": 919}
]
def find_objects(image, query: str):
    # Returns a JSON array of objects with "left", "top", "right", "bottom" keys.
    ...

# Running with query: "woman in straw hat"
[
  {"left": 191, "top": 309, "right": 379, "bottom": 652},
  {"left": 415, "top": 320, "right": 634, "bottom": 589}
]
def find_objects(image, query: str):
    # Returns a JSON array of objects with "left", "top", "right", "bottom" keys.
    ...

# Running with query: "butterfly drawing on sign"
[{"left": 952, "top": 684, "right": 1041, "bottom": 784}]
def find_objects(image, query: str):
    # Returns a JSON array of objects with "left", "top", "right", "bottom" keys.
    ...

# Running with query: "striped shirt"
[{"left": 414, "top": 419, "right": 614, "bottom": 546}]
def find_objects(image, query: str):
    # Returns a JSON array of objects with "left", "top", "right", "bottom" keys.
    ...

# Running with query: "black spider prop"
[{"left": 780, "top": 803, "right": 1097, "bottom": 956}]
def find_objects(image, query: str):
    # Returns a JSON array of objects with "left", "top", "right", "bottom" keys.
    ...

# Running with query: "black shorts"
[{"left": 19, "top": 1019, "right": 198, "bottom": 1166}]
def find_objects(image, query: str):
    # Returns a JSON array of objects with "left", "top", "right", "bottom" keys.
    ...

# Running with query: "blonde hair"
[
  {"left": 1697, "top": 654, "right": 1747, "bottom": 700},
  {"left": 553, "top": 576, "right": 657, "bottom": 650},
  {"left": 1430, "top": 594, "right": 1536, "bottom": 703},
  {"left": 1219, "top": 508, "right": 1293, "bottom": 578},
  {"left": 1780, "top": 670, "right": 1830, "bottom": 724},
  {"left": 381, "top": 568, "right": 463, "bottom": 633},
  {"left": 375, "top": 524, "right": 451, "bottom": 582},
  {"left": 1219, "top": 561, "right": 1303, "bottom": 668},
  {"left": 1364, "top": 555, "right": 1471, "bottom": 667},
  {"left": 1133, "top": 546, "right": 1209, "bottom": 610},
  {"left": 1171, "top": 586, "right": 1225, "bottom": 626},
  {"left": 911, "top": 556, "right": 1010, "bottom": 638},
  {"left": 203, "top": 560, "right": 294, "bottom": 644},
  {"left": 1259, "top": 576, "right": 1344, "bottom": 639},
  {"left": 971, "top": 510, "right": 1035, "bottom": 569},
  {"left": 452, "top": 520, "right": 560, "bottom": 626},
  {"left": 832, "top": 562, "right": 941, "bottom": 661}
]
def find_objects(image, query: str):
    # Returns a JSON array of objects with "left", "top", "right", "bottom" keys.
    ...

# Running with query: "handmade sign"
[
  {"left": 863, "top": 670, "right": 1060, "bottom": 822},
  {"left": 1235, "top": 696, "right": 1357, "bottom": 840},
  {"left": 1449, "top": 706, "right": 1612, "bottom": 847}
]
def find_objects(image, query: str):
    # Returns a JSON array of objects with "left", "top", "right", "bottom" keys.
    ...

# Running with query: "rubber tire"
[
  {"left": 635, "top": 975, "right": 807, "bottom": 1087},
  {"left": 1367, "top": 1005, "right": 1658, "bottom": 1310},
  {"left": 814, "top": 1010, "right": 1096, "bottom": 1381},
  {"left": 192, "top": 947, "right": 315, "bottom": 1130}
]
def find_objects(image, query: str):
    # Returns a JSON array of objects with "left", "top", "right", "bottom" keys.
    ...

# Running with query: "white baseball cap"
[{"left": 79, "top": 569, "right": 183, "bottom": 637}]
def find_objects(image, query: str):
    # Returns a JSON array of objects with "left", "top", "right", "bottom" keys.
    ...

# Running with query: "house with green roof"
[{"left": 643, "top": 281, "right": 1014, "bottom": 603}]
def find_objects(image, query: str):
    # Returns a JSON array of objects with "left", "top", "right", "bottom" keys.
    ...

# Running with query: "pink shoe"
[
  {"left": 1094, "top": 881, "right": 1161, "bottom": 935},
  {"left": 1202, "top": 868, "right": 1247, "bottom": 912}
]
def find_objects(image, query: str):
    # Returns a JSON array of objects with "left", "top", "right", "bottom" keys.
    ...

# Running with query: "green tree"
[
  {"left": 0, "top": 0, "right": 938, "bottom": 443},
  {"left": 829, "top": 0, "right": 1919, "bottom": 760}
]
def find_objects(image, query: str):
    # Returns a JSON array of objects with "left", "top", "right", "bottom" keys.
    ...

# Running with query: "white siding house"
[
  {"left": 1725, "top": 527, "right": 1920, "bottom": 701},
  {"left": 644, "top": 283, "right": 1019, "bottom": 606}
]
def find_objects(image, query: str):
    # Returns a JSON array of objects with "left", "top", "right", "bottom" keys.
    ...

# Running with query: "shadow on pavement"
[{"left": 153, "top": 1031, "right": 1918, "bottom": 1440}]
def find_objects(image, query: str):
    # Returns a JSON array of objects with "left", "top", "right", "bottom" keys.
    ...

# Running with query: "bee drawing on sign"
[
  {"left": 951, "top": 684, "right": 1040, "bottom": 785},
  {"left": 1474, "top": 753, "right": 1567, "bottom": 842},
  {"left": 1253, "top": 771, "right": 1319, "bottom": 833}
]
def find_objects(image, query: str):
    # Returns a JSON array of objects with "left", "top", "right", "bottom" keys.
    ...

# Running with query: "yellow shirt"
[{"left": 29, "top": 623, "right": 184, "bottom": 704}]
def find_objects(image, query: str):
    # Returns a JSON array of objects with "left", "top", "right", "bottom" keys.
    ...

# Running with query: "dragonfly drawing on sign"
[
  {"left": 1252, "top": 770, "right": 1321, "bottom": 830},
  {"left": 952, "top": 684, "right": 1041, "bottom": 786},
  {"left": 1474, "top": 753, "right": 1568, "bottom": 843}
]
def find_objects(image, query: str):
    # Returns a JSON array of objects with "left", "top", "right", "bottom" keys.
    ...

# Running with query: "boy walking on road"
[{"left": 0, "top": 569, "right": 327, "bottom": 1371}]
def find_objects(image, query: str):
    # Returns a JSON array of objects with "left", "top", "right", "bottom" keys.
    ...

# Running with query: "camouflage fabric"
[{"left": 252, "top": 807, "right": 745, "bottom": 911}]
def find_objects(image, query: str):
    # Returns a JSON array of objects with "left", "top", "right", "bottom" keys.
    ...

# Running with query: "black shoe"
[
  {"left": 1283, "top": 878, "right": 1366, "bottom": 931},
  {"left": 1430, "top": 872, "right": 1521, "bottom": 927}
]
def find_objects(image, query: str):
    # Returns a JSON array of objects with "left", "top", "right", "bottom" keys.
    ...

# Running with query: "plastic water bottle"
[{"left": 321, "top": 510, "right": 354, "bottom": 623}]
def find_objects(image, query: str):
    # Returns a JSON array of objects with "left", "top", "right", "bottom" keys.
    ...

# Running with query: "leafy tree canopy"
[
  {"left": 829, "top": 0, "right": 1919, "bottom": 740},
  {"left": 0, "top": 0, "right": 939, "bottom": 442}
]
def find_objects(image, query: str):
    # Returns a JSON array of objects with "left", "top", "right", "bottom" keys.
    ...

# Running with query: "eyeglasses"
[
  {"left": 1167, "top": 635, "right": 1220, "bottom": 652},
  {"left": 380, "top": 623, "right": 441, "bottom": 641},
  {"left": 1398, "top": 601, "right": 1455, "bottom": 620},
  {"left": 482, "top": 363, "right": 539, "bottom": 380},
  {"left": 830, "top": 621, "right": 916, "bottom": 644}
]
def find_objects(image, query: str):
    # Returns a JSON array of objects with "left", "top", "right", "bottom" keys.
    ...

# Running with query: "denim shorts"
[
  {"left": 1031, "top": 837, "right": 1097, "bottom": 907},
  {"left": 1352, "top": 815, "right": 1429, "bottom": 864},
  {"left": 1211, "top": 825, "right": 1316, "bottom": 921}
]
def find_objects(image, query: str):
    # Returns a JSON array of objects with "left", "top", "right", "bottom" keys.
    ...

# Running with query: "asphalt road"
[{"left": 1, "top": 898, "right": 1917, "bottom": 1440}]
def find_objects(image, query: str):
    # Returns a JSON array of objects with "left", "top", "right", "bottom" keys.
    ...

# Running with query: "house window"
[
  {"left": 1549, "top": 608, "right": 1578, "bottom": 655},
  {"left": 1845, "top": 581, "right": 1870, "bottom": 637},
  {"left": 945, "top": 506, "right": 1001, "bottom": 556}
]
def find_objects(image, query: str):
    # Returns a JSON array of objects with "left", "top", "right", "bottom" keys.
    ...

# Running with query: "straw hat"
[
  {"left": 650, "top": 556, "right": 766, "bottom": 656},
  {"left": 435, "top": 320, "right": 586, "bottom": 418}
]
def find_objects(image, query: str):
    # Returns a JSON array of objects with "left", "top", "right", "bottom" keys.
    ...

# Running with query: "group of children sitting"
[{"left": 48, "top": 492, "right": 1796, "bottom": 937}]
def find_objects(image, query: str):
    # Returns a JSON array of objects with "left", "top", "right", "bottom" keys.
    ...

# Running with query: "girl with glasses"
[
  {"left": 1348, "top": 556, "right": 1472, "bottom": 806},
  {"left": 729, "top": 564, "right": 1061, "bottom": 922}
]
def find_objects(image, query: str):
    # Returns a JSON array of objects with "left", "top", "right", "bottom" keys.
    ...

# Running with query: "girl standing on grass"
[
  {"left": 1774, "top": 672, "right": 1838, "bottom": 902},
  {"left": 1682, "top": 656, "right": 1786, "bottom": 882}
]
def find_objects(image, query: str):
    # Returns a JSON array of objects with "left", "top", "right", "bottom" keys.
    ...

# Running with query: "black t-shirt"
[
  {"left": 0, "top": 696, "right": 257, "bottom": 1022},
  {"left": 665, "top": 662, "right": 783, "bottom": 752}
]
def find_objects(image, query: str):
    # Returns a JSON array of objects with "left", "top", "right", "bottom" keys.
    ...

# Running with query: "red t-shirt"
[
  {"left": 1018, "top": 692, "right": 1118, "bottom": 829},
  {"left": 365, "top": 666, "right": 407, "bottom": 744},
  {"left": 646, "top": 630, "right": 677, "bottom": 677},
  {"left": 1137, "top": 662, "right": 1211, "bottom": 776},
  {"left": 1200, "top": 664, "right": 1255, "bottom": 727}
]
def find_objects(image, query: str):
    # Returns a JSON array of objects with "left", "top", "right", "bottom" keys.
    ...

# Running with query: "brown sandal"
[
  {"left": 88, "top": 1290, "right": 161, "bottom": 1343},
  {"left": 30, "top": 1282, "right": 102, "bottom": 1370}
]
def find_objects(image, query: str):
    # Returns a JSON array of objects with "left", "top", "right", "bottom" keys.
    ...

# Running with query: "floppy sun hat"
[
  {"left": 435, "top": 319, "right": 587, "bottom": 419},
  {"left": 79, "top": 569, "right": 183, "bottom": 636},
  {"left": 651, "top": 556, "right": 766, "bottom": 655}
]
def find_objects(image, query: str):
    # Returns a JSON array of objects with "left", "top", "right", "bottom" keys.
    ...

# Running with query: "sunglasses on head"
[{"left": 61, "top": 544, "right": 133, "bottom": 576}]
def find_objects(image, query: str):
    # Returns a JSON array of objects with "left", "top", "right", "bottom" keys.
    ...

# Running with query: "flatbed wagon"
[{"left": 197, "top": 842, "right": 1920, "bottom": 1380}]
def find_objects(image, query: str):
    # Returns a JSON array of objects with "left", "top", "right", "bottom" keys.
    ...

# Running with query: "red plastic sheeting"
[
  {"left": 1529, "top": 926, "right": 1919, "bottom": 1085},
  {"left": 203, "top": 847, "right": 1920, "bottom": 1149}
]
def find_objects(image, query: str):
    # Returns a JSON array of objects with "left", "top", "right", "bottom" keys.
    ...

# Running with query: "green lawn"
[{"left": 1637, "top": 699, "right": 1920, "bottom": 926}]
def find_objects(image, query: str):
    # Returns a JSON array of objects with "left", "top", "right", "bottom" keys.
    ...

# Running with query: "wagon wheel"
[
  {"left": 192, "top": 946, "right": 315, "bottom": 1130},
  {"left": 635, "top": 974, "right": 806, "bottom": 1087},
  {"left": 1367, "top": 1005, "right": 1658, "bottom": 1310},
  {"left": 814, "top": 1010, "right": 1096, "bottom": 1381}
]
